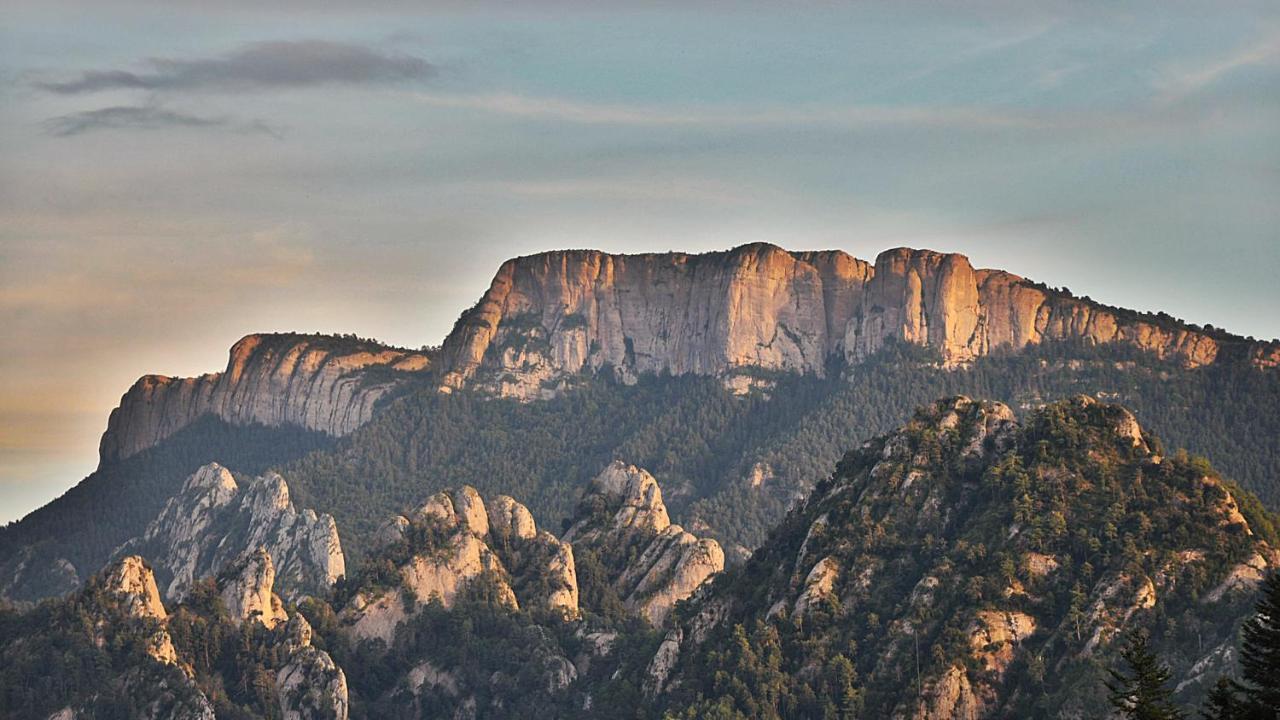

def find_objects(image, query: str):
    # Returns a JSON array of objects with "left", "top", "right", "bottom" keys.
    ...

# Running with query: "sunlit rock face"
[
  {"left": 343, "top": 486, "right": 580, "bottom": 645},
  {"left": 565, "top": 461, "right": 724, "bottom": 626},
  {"left": 124, "top": 462, "right": 345, "bottom": 601},
  {"left": 99, "top": 333, "right": 431, "bottom": 464},
  {"left": 437, "top": 244, "right": 872, "bottom": 397},
  {"left": 438, "top": 244, "right": 1260, "bottom": 398}
]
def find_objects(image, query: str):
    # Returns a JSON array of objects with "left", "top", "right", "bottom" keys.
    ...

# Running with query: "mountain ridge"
[{"left": 94, "top": 244, "right": 1280, "bottom": 467}]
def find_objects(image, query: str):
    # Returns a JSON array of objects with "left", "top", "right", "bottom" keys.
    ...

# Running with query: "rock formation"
[
  {"left": 217, "top": 547, "right": 288, "bottom": 629},
  {"left": 123, "top": 462, "right": 345, "bottom": 601},
  {"left": 647, "top": 396, "right": 1278, "bottom": 718},
  {"left": 67, "top": 556, "right": 218, "bottom": 719},
  {"left": 564, "top": 461, "right": 725, "bottom": 626},
  {"left": 99, "top": 333, "right": 431, "bottom": 465},
  {"left": 276, "top": 614, "right": 350, "bottom": 720},
  {"left": 437, "top": 244, "right": 1270, "bottom": 398},
  {"left": 343, "top": 486, "right": 579, "bottom": 645}
]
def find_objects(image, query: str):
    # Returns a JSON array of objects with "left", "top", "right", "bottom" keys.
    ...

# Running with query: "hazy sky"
[{"left": 2, "top": 1, "right": 1278, "bottom": 523}]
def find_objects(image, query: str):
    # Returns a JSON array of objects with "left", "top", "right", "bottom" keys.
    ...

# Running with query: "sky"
[{"left": 2, "top": 1, "right": 1278, "bottom": 524}]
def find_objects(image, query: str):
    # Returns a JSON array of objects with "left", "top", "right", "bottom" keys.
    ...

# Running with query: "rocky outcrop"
[
  {"left": 102, "top": 555, "right": 168, "bottom": 622},
  {"left": 277, "top": 615, "right": 350, "bottom": 720},
  {"left": 565, "top": 462, "right": 724, "bottom": 626},
  {"left": 646, "top": 396, "right": 1276, "bottom": 716},
  {"left": 344, "top": 487, "right": 579, "bottom": 645},
  {"left": 99, "top": 333, "right": 431, "bottom": 464},
  {"left": 437, "top": 244, "right": 1264, "bottom": 397},
  {"left": 125, "top": 463, "right": 344, "bottom": 601},
  {"left": 218, "top": 548, "right": 288, "bottom": 629}
]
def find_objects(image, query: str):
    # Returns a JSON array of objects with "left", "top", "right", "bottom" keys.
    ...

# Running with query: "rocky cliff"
[
  {"left": 437, "top": 244, "right": 1269, "bottom": 397},
  {"left": 564, "top": 461, "right": 725, "bottom": 626},
  {"left": 342, "top": 486, "right": 579, "bottom": 645},
  {"left": 99, "top": 333, "right": 431, "bottom": 465},
  {"left": 121, "top": 462, "right": 345, "bottom": 601},
  {"left": 649, "top": 396, "right": 1280, "bottom": 718}
]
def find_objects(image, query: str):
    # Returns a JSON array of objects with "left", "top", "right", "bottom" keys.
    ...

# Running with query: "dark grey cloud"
[
  {"left": 37, "top": 40, "right": 434, "bottom": 94},
  {"left": 43, "top": 105, "right": 282, "bottom": 137}
]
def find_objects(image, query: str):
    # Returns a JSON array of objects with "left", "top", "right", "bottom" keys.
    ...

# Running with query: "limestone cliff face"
[
  {"left": 438, "top": 244, "right": 871, "bottom": 397},
  {"left": 343, "top": 486, "right": 579, "bottom": 645},
  {"left": 99, "top": 333, "right": 431, "bottom": 465},
  {"left": 124, "top": 463, "right": 345, "bottom": 601},
  {"left": 438, "top": 244, "right": 1262, "bottom": 396},
  {"left": 565, "top": 462, "right": 725, "bottom": 626}
]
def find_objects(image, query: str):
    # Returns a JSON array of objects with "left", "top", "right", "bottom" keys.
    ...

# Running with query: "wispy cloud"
[
  {"left": 36, "top": 40, "right": 434, "bottom": 94},
  {"left": 1158, "top": 29, "right": 1280, "bottom": 99},
  {"left": 411, "top": 91, "right": 1049, "bottom": 130},
  {"left": 42, "top": 105, "right": 282, "bottom": 137}
]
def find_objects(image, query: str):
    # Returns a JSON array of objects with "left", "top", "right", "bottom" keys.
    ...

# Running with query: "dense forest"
[
  {"left": 281, "top": 340, "right": 1280, "bottom": 563},
  {"left": 2, "top": 339, "right": 1277, "bottom": 603},
  {"left": 2, "top": 397, "right": 1276, "bottom": 719},
  {"left": 656, "top": 397, "right": 1280, "bottom": 718}
]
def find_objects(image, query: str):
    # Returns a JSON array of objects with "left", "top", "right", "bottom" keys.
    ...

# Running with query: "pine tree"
[
  {"left": 1200, "top": 677, "right": 1244, "bottom": 720},
  {"left": 1107, "top": 630, "right": 1185, "bottom": 720},
  {"left": 1237, "top": 571, "right": 1280, "bottom": 719}
]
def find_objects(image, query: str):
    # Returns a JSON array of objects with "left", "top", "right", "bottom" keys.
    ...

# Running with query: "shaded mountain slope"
[{"left": 651, "top": 396, "right": 1280, "bottom": 719}]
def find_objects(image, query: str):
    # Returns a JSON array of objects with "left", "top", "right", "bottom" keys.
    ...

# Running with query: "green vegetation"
[
  {"left": 657, "top": 397, "right": 1280, "bottom": 718},
  {"left": 281, "top": 340, "right": 1280, "bottom": 566},
  {"left": 0, "top": 418, "right": 333, "bottom": 602},
  {"left": 1107, "top": 631, "right": 1185, "bottom": 720}
]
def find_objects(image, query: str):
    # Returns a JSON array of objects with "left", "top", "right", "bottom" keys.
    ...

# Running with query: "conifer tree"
[
  {"left": 1238, "top": 571, "right": 1280, "bottom": 719},
  {"left": 1107, "top": 630, "right": 1184, "bottom": 720},
  {"left": 1201, "top": 677, "right": 1244, "bottom": 720}
]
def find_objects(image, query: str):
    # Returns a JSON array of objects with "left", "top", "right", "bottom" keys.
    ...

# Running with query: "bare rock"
[
  {"left": 130, "top": 463, "right": 344, "bottom": 602},
  {"left": 218, "top": 548, "right": 287, "bottom": 629},
  {"left": 100, "top": 333, "right": 432, "bottom": 464}
]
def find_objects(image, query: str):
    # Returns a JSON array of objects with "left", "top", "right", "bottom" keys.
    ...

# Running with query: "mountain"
[
  {"left": 436, "top": 244, "right": 1278, "bottom": 398},
  {"left": 100, "top": 333, "right": 433, "bottom": 465},
  {"left": 3, "top": 244, "right": 1279, "bottom": 606},
  {"left": 0, "top": 553, "right": 348, "bottom": 719},
  {"left": 95, "top": 244, "right": 1280, "bottom": 465},
  {"left": 117, "top": 463, "right": 345, "bottom": 602},
  {"left": 5, "top": 396, "right": 1276, "bottom": 719},
  {"left": 646, "top": 396, "right": 1280, "bottom": 719}
]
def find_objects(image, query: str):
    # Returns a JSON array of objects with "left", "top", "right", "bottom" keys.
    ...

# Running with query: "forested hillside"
[{"left": 282, "top": 340, "right": 1280, "bottom": 563}]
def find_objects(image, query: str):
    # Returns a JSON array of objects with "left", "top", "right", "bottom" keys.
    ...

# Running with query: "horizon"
[{"left": 4, "top": 0, "right": 1280, "bottom": 523}]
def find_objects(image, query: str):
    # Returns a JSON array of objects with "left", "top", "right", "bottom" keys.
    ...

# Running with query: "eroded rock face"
[
  {"left": 437, "top": 244, "right": 1260, "bottom": 398},
  {"left": 128, "top": 463, "right": 345, "bottom": 601},
  {"left": 343, "top": 487, "right": 579, "bottom": 645},
  {"left": 565, "top": 462, "right": 724, "bottom": 626},
  {"left": 278, "top": 638, "right": 349, "bottom": 720},
  {"left": 218, "top": 548, "right": 288, "bottom": 629},
  {"left": 254, "top": 611, "right": 350, "bottom": 720},
  {"left": 438, "top": 244, "right": 871, "bottom": 396},
  {"left": 89, "top": 557, "right": 183, "bottom": 668},
  {"left": 103, "top": 555, "right": 168, "bottom": 622},
  {"left": 99, "top": 333, "right": 431, "bottom": 464}
]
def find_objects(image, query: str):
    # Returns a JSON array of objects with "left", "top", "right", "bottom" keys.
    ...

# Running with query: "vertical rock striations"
[
  {"left": 437, "top": 244, "right": 872, "bottom": 397},
  {"left": 438, "top": 244, "right": 1268, "bottom": 397},
  {"left": 99, "top": 333, "right": 431, "bottom": 465}
]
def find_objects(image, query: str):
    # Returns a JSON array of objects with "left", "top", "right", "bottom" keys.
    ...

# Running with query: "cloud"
[
  {"left": 411, "top": 91, "right": 1050, "bottom": 130},
  {"left": 1158, "top": 29, "right": 1280, "bottom": 99},
  {"left": 36, "top": 40, "right": 434, "bottom": 94},
  {"left": 41, "top": 105, "right": 282, "bottom": 137}
]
